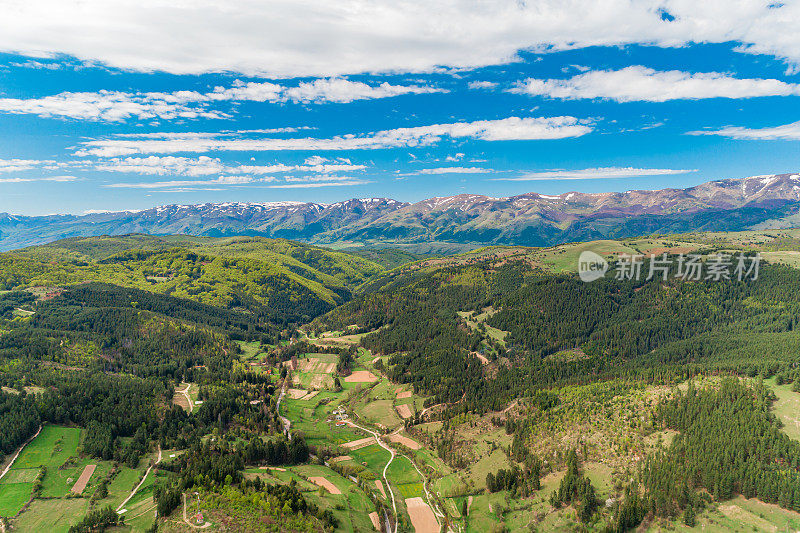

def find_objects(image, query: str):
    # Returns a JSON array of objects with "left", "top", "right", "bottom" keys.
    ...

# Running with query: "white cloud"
[
  {"left": 211, "top": 78, "right": 444, "bottom": 104},
  {"left": 0, "top": 174, "right": 79, "bottom": 183},
  {"left": 512, "top": 66, "right": 800, "bottom": 102},
  {"left": 77, "top": 116, "right": 592, "bottom": 156},
  {"left": 2, "top": 2, "right": 800, "bottom": 76},
  {"left": 445, "top": 153, "right": 465, "bottom": 162},
  {"left": 0, "top": 79, "right": 444, "bottom": 122},
  {"left": 497, "top": 167, "right": 696, "bottom": 180},
  {"left": 90, "top": 155, "right": 366, "bottom": 176},
  {"left": 266, "top": 180, "right": 372, "bottom": 188},
  {"left": 468, "top": 81, "right": 498, "bottom": 90},
  {"left": 104, "top": 176, "right": 264, "bottom": 189},
  {"left": 0, "top": 158, "right": 44, "bottom": 173},
  {"left": 688, "top": 121, "right": 800, "bottom": 140},
  {"left": 0, "top": 90, "right": 225, "bottom": 122},
  {"left": 415, "top": 167, "right": 492, "bottom": 174}
]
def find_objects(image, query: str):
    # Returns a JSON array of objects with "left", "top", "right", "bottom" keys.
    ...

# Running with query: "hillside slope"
[{"left": 0, "top": 235, "right": 386, "bottom": 328}]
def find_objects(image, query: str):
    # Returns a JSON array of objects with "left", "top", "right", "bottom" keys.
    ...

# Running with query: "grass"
[
  {"left": 766, "top": 377, "right": 800, "bottom": 441},
  {"left": 584, "top": 462, "right": 614, "bottom": 499},
  {"left": 280, "top": 396, "right": 362, "bottom": 446},
  {"left": 236, "top": 340, "right": 266, "bottom": 361},
  {"left": 651, "top": 495, "right": 800, "bottom": 532},
  {"left": 397, "top": 482, "right": 424, "bottom": 498},
  {"left": 385, "top": 456, "right": 421, "bottom": 486},
  {"left": 348, "top": 444, "right": 391, "bottom": 475},
  {"left": 0, "top": 425, "right": 82, "bottom": 516},
  {"left": 357, "top": 399, "right": 401, "bottom": 427},
  {"left": 0, "top": 468, "right": 38, "bottom": 483},
  {"left": 0, "top": 483, "right": 33, "bottom": 516},
  {"left": 11, "top": 498, "right": 89, "bottom": 533},
  {"left": 107, "top": 465, "right": 145, "bottom": 508},
  {"left": 13, "top": 425, "right": 80, "bottom": 470}
]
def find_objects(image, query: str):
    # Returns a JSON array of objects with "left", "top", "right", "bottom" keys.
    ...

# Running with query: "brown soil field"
[
  {"left": 396, "top": 404, "right": 413, "bottom": 419},
  {"left": 375, "top": 479, "right": 387, "bottom": 499},
  {"left": 328, "top": 455, "right": 352, "bottom": 463},
  {"left": 389, "top": 434, "right": 420, "bottom": 450},
  {"left": 71, "top": 464, "right": 96, "bottom": 494},
  {"left": 287, "top": 388, "right": 307, "bottom": 399},
  {"left": 396, "top": 391, "right": 412, "bottom": 399},
  {"left": 300, "top": 390, "right": 320, "bottom": 401},
  {"left": 172, "top": 393, "right": 190, "bottom": 411},
  {"left": 308, "top": 476, "right": 341, "bottom": 495},
  {"left": 343, "top": 437, "right": 375, "bottom": 450},
  {"left": 344, "top": 371, "right": 378, "bottom": 383},
  {"left": 369, "top": 511, "right": 381, "bottom": 530},
  {"left": 405, "top": 497, "right": 439, "bottom": 533}
]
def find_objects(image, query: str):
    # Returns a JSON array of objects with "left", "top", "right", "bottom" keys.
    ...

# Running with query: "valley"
[{"left": 2, "top": 229, "right": 800, "bottom": 531}]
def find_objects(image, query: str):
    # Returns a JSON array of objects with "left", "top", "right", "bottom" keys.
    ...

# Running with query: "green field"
[
  {"left": 13, "top": 425, "right": 80, "bottom": 470},
  {"left": 0, "top": 483, "right": 33, "bottom": 517},
  {"left": 0, "top": 425, "right": 82, "bottom": 517},
  {"left": 10, "top": 498, "right": 89, "bottom": 533},
  {"left": 347, "top": 443, "right": 391, "bottom": 475},
  {"left": 385, "top": 456, "right": 422, "bottom": 486}
]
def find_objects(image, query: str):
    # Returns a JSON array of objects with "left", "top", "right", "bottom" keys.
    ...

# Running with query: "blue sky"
[{"left": 1, "top": 1, "right": 800, "bottom": 215}]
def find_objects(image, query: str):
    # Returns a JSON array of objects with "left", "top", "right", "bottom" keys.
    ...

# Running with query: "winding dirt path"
[
  {"left": 346, "top": 420, "right": 398, "bottom": 533},
  {"left": 176, "top": 384, "right": 193, "bottom": 413},
  {"left": 116, "top": 446, "right": 161, "bottom": 513}
]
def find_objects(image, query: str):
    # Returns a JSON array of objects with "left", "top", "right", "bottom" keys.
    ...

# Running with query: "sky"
[{"left": 1, "top": 1, "right": 800, "bottom": 216}]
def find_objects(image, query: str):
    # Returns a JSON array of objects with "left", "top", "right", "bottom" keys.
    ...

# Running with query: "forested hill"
[
  {"left": 312, "top": 231, "right": 800, "bottom": 412},
  {"left": 0, "top": 234, "right": 390, "bottom": 326}
]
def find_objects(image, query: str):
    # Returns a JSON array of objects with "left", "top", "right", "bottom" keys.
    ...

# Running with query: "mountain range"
[{"left": 4, "top": 172, "right": 800, "bottom": 252}]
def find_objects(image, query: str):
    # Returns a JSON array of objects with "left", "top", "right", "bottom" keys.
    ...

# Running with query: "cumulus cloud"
[
  {"left": 512, "top": 66, "right": 800, "bottom": 102},
  {"left": 0, "top": 158, "right": 45, "bottom": 173},
  {"left": 90, "top": 155, "right": 366, "bottom": 176},
  {"left": 688, "top": 121, "right": 800, "bottom": 140},
  {"left": 77, "top": 116, "right": 592, "bottom": 156},
  {"left": 496, "top": 167, "right": 696, "bottom": 180},
  {"left": 0, "top": 79, "right": 444, "bottom": 122},
  {"left": 0, "top": 90, "right": 225, "bottom": 122},
  {"left": 2, "top": 1, "right": 800, "bottom": 76}
]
